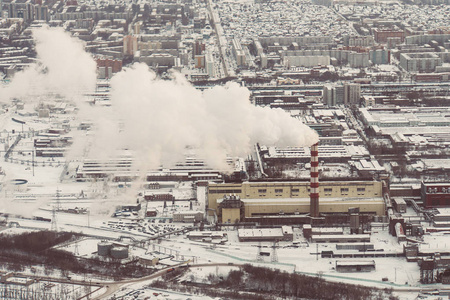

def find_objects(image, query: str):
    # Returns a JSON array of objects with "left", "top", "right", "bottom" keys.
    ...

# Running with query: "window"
[
  {"left": 291, "top": 188, "right": 299, "bottom": 193},
  {"left": 357, "top": 188, "right": 365, "bottom": 192},
  {"left": 341, "top": 188, "right": 349, "bottom": 195},
  {"left": 275, "top": 189, "right": 283, "bottom": 194},
  {"left": 324, "top": 188, "right": 332, "bottom": 192},
  {"left": 258, "top": 189, "right": 267, "bottom": 194},
  {"left": 210, "top": 189, "right": 242, "bottom": 194}
]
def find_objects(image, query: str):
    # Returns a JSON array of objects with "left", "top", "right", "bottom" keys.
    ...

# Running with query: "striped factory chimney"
[{"left": 310, "top": 142, "right": 319, "bottom": 218}]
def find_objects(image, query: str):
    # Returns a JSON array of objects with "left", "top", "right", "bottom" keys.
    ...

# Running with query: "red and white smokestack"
[{"left": 310, "top": 142, "right": 319, "bottom": 218}]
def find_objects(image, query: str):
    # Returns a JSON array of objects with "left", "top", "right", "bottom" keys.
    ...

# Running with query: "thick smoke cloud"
[
  {"left": 106, "top": 63, "right": 319, "bottom": 170},
  {"left": 1, "top": 26, "right": 96, "bottom": 102},
  {"left": 1, "top": 27, "right": 318, "bottom": 170}
]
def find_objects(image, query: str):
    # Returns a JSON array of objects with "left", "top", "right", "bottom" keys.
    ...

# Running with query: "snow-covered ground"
[
  {"left": 1, "top": 153, "right": 449, "bottom": 299},
  {"left": 1, "top": 106, "right": 449, "bottom": 300}
]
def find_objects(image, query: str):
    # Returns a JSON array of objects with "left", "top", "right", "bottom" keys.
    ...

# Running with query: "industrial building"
[
  {"left": 209, "top": 180, "right": 385, "bottom": 223},
  {"left": 186, "top": 231, "right": 228, "bottom": 243},
  {"left": 75, "top": 156, "right": 136, "bottom": 181},
  {"left": 237, "top": 226, "right": 293, "bottom": 242},
  {"left": 360, "top": 107, "right": 450, "bottom": 128},
  {"left": 431, "top": 208, "right": 450, "bottom": 227},
  {"left": 335, "top": 260, "right": 376, "bottom": 272},
  {"left": 312, "top": 234, "right": 371, "bottom": 243},
  {"left": 262, "top": 144, "right": 370, "bottom": 164},
  {"left": 421, "top": 182, "right": 450, "bottom": 208},
  {"left": 172, "top": 211, "right": 203, "bottom": 223}
]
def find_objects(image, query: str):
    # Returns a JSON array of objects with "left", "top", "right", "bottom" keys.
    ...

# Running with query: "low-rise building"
[
  {"left": 335, "top": 260, "right": 375, "bottom": 272},
  {"left": 237, "top": 226, "right": 293, "bottom": 242},
  {"left": 173, "top": 211, "right": 203, "bottom": 223}
]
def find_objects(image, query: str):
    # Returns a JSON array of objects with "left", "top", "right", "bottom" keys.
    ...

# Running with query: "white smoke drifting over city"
[
  {"left": 2, "top": 26, "right": 318, "bottom": 171},
  {"left": 105, "top": 63, "right": 319, "bottom": 170},
  {"left": 1, "top": 26, "right": 97, "bottom": 103}
]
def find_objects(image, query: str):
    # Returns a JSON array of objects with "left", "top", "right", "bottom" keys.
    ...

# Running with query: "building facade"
[
  {"left": 208, "top": 180, "right": 385, "bottom": 221},
  {"left": 344, "top": 83, "right": 361, "bottom": 105},
  {"left": 399, "top": 53, "right": 442, "bottom": 72},
  {"left": 421, "top": 182, "right": 450, "bottom": 208},
  {"left": 373, "top": 28, "right": 405, "bottom": 43}
]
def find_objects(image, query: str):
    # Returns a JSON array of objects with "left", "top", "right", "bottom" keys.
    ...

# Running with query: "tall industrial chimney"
[{"left": 310, "top": 142, "right": 319, "bottom": 218}]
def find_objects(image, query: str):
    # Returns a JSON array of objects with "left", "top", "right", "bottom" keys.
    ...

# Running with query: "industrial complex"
[{"left": 1, "top": 0, "right": 450, "bottom": 298}]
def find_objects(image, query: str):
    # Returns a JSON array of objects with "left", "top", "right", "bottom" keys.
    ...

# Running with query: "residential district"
[{"left": 0, "top": 0, "right": 450, "bottom": 298}]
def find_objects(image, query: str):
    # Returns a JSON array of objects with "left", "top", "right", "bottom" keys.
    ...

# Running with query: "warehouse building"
[
  {"left": 237, "top": 226, "right": 293, "bottom": 242},
  {"left": 335, "top": 260, "right": 376, "bottom": 272},
  {"left": 311, "top": 234, "right": 370, "bottom": 243}
]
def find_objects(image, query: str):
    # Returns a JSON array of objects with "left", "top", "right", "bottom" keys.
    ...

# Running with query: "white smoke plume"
[
  {"left": 102, "top": 63, "right": 319, "bottom": 170},
  {"left": 1, "top": 26, "right": 97, "bottom": 103},
  {"left": 1, "top": 26, "right": 318, "bottom": 171}
]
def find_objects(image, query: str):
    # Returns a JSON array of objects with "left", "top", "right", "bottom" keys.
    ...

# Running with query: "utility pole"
[
  {"left": 56, "top": 188, "right": 62, "bottom": 211},
  {"left": 51, "top": 207, "right": 57, "bottom": 231},
  {"left": 74, "top": 241, "right": 79, "bottom": 256},
  {"left": 256, "top": 242, "right": 263, "bottom": 262},
  {"left": 32, "top": 148, "right": 35, "bottom": 176},
  {"left": 271, "top": 240, "right": 278, "bottom": 263}
]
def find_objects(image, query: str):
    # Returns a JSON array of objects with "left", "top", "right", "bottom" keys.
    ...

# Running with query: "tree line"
[
  {"left": 0, "top": 231, "right": 154, "bottom": 280},
  {"left": 151, "top": 264, "right": 399, "bottom": 300}
]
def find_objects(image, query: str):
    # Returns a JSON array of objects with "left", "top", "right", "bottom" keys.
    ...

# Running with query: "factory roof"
[
  {"left": 312, "top": 234, "right": 371, "bottom": 240},
  {"left": 266, "top": 145, "right": 370, "bottom": 159},
  {"left": 242, "top": 197, "right": 384, "bottom": 204},
  {"left": 238, "top": 227, "right": 288, "bottom": 238},
  {"left": 335, "top": 260, "right": 375, "bottom": 266}
]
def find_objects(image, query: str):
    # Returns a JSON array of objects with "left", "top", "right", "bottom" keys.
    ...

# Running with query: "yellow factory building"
[{"left": 208, "top": 181, "right": 385, "bottom": 222}]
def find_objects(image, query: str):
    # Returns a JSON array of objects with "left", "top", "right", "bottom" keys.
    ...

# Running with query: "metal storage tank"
[
  {"left": 10, "top": 179, "right": 28, "bottom": 192},
  {"left": 110, "top": 246, "right": 128, "bottom": 259},
  {"left": 97, "top": 241, "right": 113, "bottom": 256}
]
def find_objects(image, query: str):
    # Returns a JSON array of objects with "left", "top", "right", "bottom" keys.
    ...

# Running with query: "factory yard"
[{"left": 2, "top": 184, "right": 450, "bottom": 300}]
